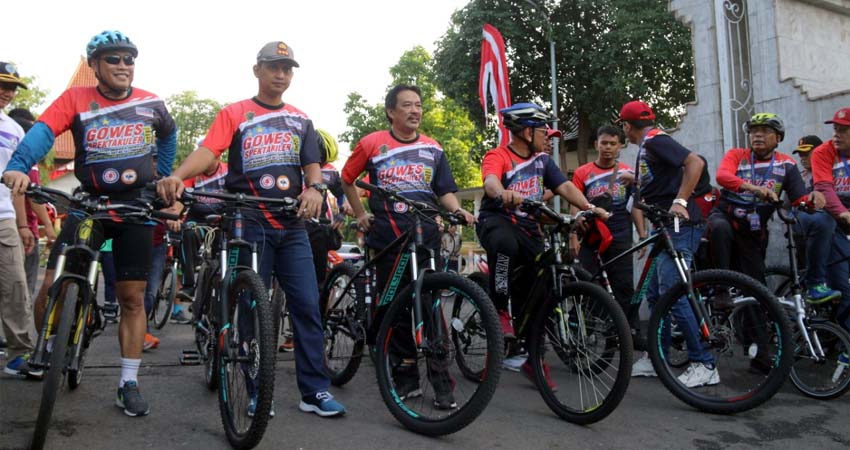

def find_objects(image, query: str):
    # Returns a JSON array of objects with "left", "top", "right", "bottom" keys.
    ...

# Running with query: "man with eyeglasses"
[
  {"left": 0, "top": 62, "right": 39, "bottom": 380},
  {"left": 3, "top": 31, "right": 177, "bottom": 417},
  {"left": 812, "top": 107, "right": 850, "bottom": 337}
]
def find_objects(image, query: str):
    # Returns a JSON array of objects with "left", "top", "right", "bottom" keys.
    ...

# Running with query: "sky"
[{"left": 4, "top": 0, "right": 469, "bottom": 161}]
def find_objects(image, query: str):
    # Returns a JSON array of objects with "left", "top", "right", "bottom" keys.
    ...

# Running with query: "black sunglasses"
[{"left": 101, "top": 55, "right": 135, "bottom": 66}]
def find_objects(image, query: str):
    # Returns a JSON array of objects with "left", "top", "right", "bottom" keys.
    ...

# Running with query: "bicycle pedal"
[{"left": 180, "top": 350, "right": 202, "bottom": 365}]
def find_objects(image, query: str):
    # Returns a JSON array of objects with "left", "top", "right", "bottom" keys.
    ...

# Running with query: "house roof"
[{"left": 53, "top": 56, "right": 96, "bottom": 161}]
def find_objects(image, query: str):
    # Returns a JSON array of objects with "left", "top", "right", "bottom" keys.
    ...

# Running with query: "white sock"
[{"left": 120, "top": 358, "right": 141, "bottom": 387}]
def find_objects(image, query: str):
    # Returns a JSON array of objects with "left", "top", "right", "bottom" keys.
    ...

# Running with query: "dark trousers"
[
  {"left": 579, "top": 240, "right": 639, "bottom": 347},
  {"left": 707, "top": 211, "right": 767, "bottom": 283}
]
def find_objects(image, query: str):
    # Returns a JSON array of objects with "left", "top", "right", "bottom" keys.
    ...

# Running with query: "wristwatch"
[
  {"left": 672, "top": 198, "right": 688, "bottom": 208},
  {"left": 583, "top": 203, "right": 596, "bottom": 211},
  {"left": 310, "top": 183, "right": 328, "bottom": 196}
]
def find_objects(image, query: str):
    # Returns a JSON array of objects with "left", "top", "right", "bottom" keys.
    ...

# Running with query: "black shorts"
[{"left": 47, "top": 213, "right": 154, "bottom": 281}]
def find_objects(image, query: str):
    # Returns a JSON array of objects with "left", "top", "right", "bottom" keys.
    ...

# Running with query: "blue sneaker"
[
  {"left": 246, "top": 395, "right": 275, "bottom": 418},
  {"left": 299, "top": 391, "right": 346, "bottom": 417},
  {"left": 806, "top": 284, "right": 841, "bottom": 304},
  {"left": 3, "top": 353, "right": 44, "bottom": 379},
  {"left": 116, "top": 381, "right": 150, "bottom": 417}
]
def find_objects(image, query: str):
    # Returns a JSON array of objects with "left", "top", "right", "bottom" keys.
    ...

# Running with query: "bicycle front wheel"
[
  {"left": 648, "top": 269, "right": 793, "bottom": 414},
  {"left": 790, "top": 320, "right": 850, "bottom": 400},
  {"left": 320, "top": 262, "right": 364, "bottom": 386},
  {"left": 375, "top": 272, "right": 502, "bottom": 436},
  {"left": 528, "top": 280, "right": 633, "bottom": 424},
  {"left": 194, "top": 265, "right": 218, "bottom": 391},
  {"left": 218, "top": 271, "right": 275, "bottom": 450},
  {"left": 152, "top": 265, "right": 176, "bottom": 329},
  {"left": 32, "top": 283, "right": 79, "bottom": 450}
]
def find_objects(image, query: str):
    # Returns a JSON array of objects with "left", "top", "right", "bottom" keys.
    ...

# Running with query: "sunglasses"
[
  {"left": 101, "top": 55, "right": 135, "bottom": 66},
  {"left": 0, "top": 82, "right": 18, "bottom": 92}
]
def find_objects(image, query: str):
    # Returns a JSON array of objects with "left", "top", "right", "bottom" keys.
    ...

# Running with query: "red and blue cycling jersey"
[
  {"left": 479, "top": 146, "right": 567, "bottom": 237},
  {"left": 183, "top": 161, "right": 228, "bottom": 221},
  {"left": 572, "top": 161, "right": 635, "bottom": 242},
  {"left": 342, "top": 130, "right": 458, "bottom": 249},
  {"left": 812, "top": 140, "right": 850, "bottom": 217},
  {"left": 204, "top": 98, "right": 321, "bottom": 230}
]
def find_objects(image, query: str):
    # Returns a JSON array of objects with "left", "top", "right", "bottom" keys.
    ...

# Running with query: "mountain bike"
[
  {"left": 761, "top": 207, "right": 850, "bottom": 399},
  {"left": 23, "top": 183, "right": 178, "bottom": 450},
  {"left": 485, "top": 199, "right": 633, "bottom": 424},
  {"left": 149, "top": 228, "right": 179, "bottom": 329},
  {"left": 179, "top": 188, "right": 295, "bottom": 450},
  {"left": 320, "top": 180, "right": 502, "bottom": 436},
  {"left": 599, "top": 202, "right": 794, "bottom": 413}
]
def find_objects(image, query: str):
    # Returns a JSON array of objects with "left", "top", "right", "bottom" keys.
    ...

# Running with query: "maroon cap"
[
  {"left": 617, "top": 100, "right": 656, "bottom": 122},
  {"left": 825, "top": 108, "right": 850, "bottom": 126},
  {"left": 546, "top": 128, "right": 562, "bottom": 139}
]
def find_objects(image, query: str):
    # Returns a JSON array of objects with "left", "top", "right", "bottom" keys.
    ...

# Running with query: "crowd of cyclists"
[{"left": 1, "top": 28, "right": 848, "bottom": 446}]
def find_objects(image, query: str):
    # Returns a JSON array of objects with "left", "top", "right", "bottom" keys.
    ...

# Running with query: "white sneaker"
[
  {"left": 502, "top": 354, "right": 528, "bottom": 372},
  {"left": 632, "top": 354, "right": 657, "bottom": 377},
  {"left": 677, "top": 362, "right": 720, "bottom": 388}
]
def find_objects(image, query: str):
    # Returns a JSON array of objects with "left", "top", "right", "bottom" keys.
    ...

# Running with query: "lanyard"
[{"left": 748, "top": 151, "right": 775, "bottom": 186}]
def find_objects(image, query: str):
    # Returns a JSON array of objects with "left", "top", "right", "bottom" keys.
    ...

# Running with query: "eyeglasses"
[{"left": 101, "top": 55, "right": 135, "bottom": 66}]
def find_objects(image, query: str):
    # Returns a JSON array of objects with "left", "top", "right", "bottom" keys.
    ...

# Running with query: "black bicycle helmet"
[
  {"left": 499, "top": 103, "right": 553, "bottom": 132},
  {"left": 745, "top": 113, "right": 785, "bottom": 141},
  {"left": 86, "top": 30, "right": 138, "bottom": 60}
]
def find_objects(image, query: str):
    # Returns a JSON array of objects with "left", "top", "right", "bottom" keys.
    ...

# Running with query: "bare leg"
[{"left": 117, "top": 280, "right": 147, "bottom": 358}]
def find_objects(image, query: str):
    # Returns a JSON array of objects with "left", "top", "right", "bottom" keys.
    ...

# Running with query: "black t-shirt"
[{"left": 635, "top": 128, "right": 702, "bottom": 222}]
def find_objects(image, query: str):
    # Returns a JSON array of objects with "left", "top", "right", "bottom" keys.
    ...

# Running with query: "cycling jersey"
[
  {"left": 479, "top": 146, "right": 567, "bottom": 237},
  {"left": 572, "top": 161, "right": 635, "bottom": 242},
  {"left": 10, "top": 87, "right": 176, "bottom": 199},
  {"left": 716, "top": 148, "right": 807, "bottom": 221},
  {"left": 342, "top": 130, "right": 457, "bottom": 249},
  {"left": 320, "top": 163, "right": 345, "bottom": 222},
  {"left": 812, "top": 140, "right": 850, "bottom": 216},
  {"left": 204, "top": 98, "right": 321, "bottom": 229},
  {"left": 183, "top": 161, "right": 228, "bottom": 220},
  {"left": 634, "top": 128, "right": 702, "bottom": 221}
]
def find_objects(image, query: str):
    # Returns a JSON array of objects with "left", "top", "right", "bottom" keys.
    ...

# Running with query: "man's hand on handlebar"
[
  {"left": 499, "top": 190, "right": 524, "bottom": 208},
  {"left": 157, "top": 176, "right": 185, "bottom": 206},
  {"left": 2, "top": 171, "right": 30, "bottom": 196},
  {"left": 355, "top": 213, "right": 374, "bottom": 233},
  {"left": 455, "top": 208, "right": 476, "bottom": 225},
  {"left": 807, "top": 191, "right": 826, "bottom": 210},
  {"left": 669, "top": 203, "right": 690, "bottom": 221}
]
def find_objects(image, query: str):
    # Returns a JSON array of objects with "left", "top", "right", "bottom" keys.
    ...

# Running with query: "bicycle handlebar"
[
  {"left": 354, "top": 179, "right": 468, "bottom": 226},
  {"left": 20, "top": 181, "right": 179, "bottom": 222},
  {"left": 180, "top": 188, "right": 299, "bottom": 216},
  {"left": 519, "top": 199, "right": 596, "bottom": 226}
]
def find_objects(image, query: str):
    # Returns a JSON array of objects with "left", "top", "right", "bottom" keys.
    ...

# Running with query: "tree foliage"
[
  {"left": 9, "top": 75, "right": 49, "bottom": 114},
  {"left": 433, "top": 0, "right": 694, "bottom": 165},
  {"left": 166, "top": 90, "right": 223, "bottom": 167},
  {"left": 342, "top": 46, "right": 482, "bottom": 188}
]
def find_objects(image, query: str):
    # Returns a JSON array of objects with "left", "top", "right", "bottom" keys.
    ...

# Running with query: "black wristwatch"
[{"left": 310, "top": 183, "right": 329, "bottom": 196}]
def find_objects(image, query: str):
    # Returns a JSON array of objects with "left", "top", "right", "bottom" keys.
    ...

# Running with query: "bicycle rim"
[
  {"left": 218, "top": 271, "right": 274, "bottom": 450},
  {"left": 32, "top": 283, "right": 79, "bottom": 450},
  {"left": 790, "top": 320, "right": 850, "bottom": 399},
  {"left": 153, "top": 266, "right": 176, "bottom": 329},
  {"left": 375, "top": 272, "right": 502, "bottom": 436},
  {"left": 321, "top": 263, "right": 363, "bottom": 386},
  {"left": 530, "top": 281, "right": 633, "bottom": 424},
  {"left": 649, "top": 269, "right": 793, "bottom": 414}
]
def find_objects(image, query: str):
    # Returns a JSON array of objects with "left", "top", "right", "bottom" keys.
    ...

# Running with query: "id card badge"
[{"left": 747, "top": 212, "right": 761, "bottom": 231}]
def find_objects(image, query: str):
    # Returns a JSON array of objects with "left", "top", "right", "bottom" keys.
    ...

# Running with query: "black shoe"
[
  {"left": 177, "top": 286, "right": 195, "bottom": 302},
  {"left": 430, "top": 371, "right": 457, "bottom": 410},
  {"left": 393, "top": 364, "right": 422, "bottom": 400},
  {"left": 0, "top": 335, "right": 7, "bottom": 349},
  {"left": 102, "top": 303, "right": 119, "bottom": 323},
  {"left": 116, "top": 381, "right": 150, "bottom": 417},
  {"left": 748, "top": 356, "right": 773, "bottom": 375}
]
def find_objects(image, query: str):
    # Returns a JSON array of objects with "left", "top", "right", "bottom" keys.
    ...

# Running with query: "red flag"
[{"left": 480, "top": 24, "right": 512, "bottom": 148}]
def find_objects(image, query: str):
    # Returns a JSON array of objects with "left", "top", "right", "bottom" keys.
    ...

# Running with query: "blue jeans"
[
  {"left": 794, "top": 210, "right": 834, "bottom": 287},
  {"left": 143, "top": 242, "right": 168, "bottom": 329},
  {"left": 648, "top": 223, "right": 715, "bottom": 365},
  {"left": 826, "top": 223, "right": 850, "bottom": 334},
  {"left": 241, "top": 225, "right": 330, "bottom": 397}
]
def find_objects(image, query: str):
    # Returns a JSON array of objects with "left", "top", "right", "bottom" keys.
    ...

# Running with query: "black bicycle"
[
  {"left": 592, "top": 202, "right": 794, "bottom": 413},
  {"left": 320, "top": 180, "right": 502, "bottom": 436},
  {"left": 179, "top": 188, "right": 295, "bottom": 450},
  {"left": 149, "top": 228, "right": 179, "bottom": 329},
  {"left": 22, "top": 183, "right": 178, "bottom": 450}
]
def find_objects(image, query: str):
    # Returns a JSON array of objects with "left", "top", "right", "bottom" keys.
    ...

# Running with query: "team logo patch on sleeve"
[
  {"left": 276, "top": 175, "right": 290, "bottom": 190},
  {"left": 135, "top": 107, "right": 154, "bottom": 118},
  {"left": 393, "top": 202, "right": 409, "bottom": 214},
  {"left": 259, "top": 174, "right": 275, "bottom": 189},
  {"left": 121, "top": 169, "right": 138, "bottom": 184},
  {"left": 103, "top": 168, "right": 119, "bottom": 184}
]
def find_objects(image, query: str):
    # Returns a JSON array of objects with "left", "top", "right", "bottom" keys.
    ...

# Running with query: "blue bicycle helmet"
[
  {"left": 86, "top": 31, "right": 138, "bottom": 60},
  {"left": 500, "top": 103, "right": 553, "bottom": 131}
]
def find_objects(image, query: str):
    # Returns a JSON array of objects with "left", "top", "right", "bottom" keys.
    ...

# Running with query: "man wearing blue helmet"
[
  {"left": 477, "top": 102, "right": 607, "bottom": 389},
  {"left": 4, "top": 30, "right": 177, "bottom": 417}
]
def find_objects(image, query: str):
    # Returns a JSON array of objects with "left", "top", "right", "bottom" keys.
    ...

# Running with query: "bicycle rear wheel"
[
  {"left": 375, "top": 272, "right": 502, "bottom": 436},
  {"left": 648, "top": 269, "right": 793, "bottom": 414},
  {"left": 790, "top": 320, "right": 850, "bottom": 400},
  {"left": 152, "top": 265, "right": 176, "bottom": 329},
  {"left": 218, "top": 271, "right": 275, "bottom": 450},
  {"left": 320, "top": 262, "right": 364, "bottom": 386},
  {"left": 194, "top": 264, "right": 218, "bottom": 391},
  {"left": 528, "top": 280, "right": 633, "bottom": 424},
  {"left": 32, "top": 283, "right": 79, "bottom": 450}
]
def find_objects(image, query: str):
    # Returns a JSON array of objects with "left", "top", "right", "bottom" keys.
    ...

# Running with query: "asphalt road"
[{"left": 1, "top": 319, "right": 848, "bottom": 450}]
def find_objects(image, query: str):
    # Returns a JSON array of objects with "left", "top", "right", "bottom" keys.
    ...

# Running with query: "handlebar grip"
[
  {"left": 355, "top": 179, "right": 378, "bottom": 193},
  {"left": 152, "top": 210, "right": 181, "bottom": 221}
]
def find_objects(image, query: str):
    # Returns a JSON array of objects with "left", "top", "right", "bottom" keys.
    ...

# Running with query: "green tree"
[
  {"left": 166, "top": 90, "right": 222, "bottom": 167},
  {"left": 433, "top": 0, "right": 694, "bottom": 166},
  {"left": 342, "top": 46, "right": 482, "bottom": 188},
  {"left": 9, "top": 75, "right": 49, "bottom": 113}
]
